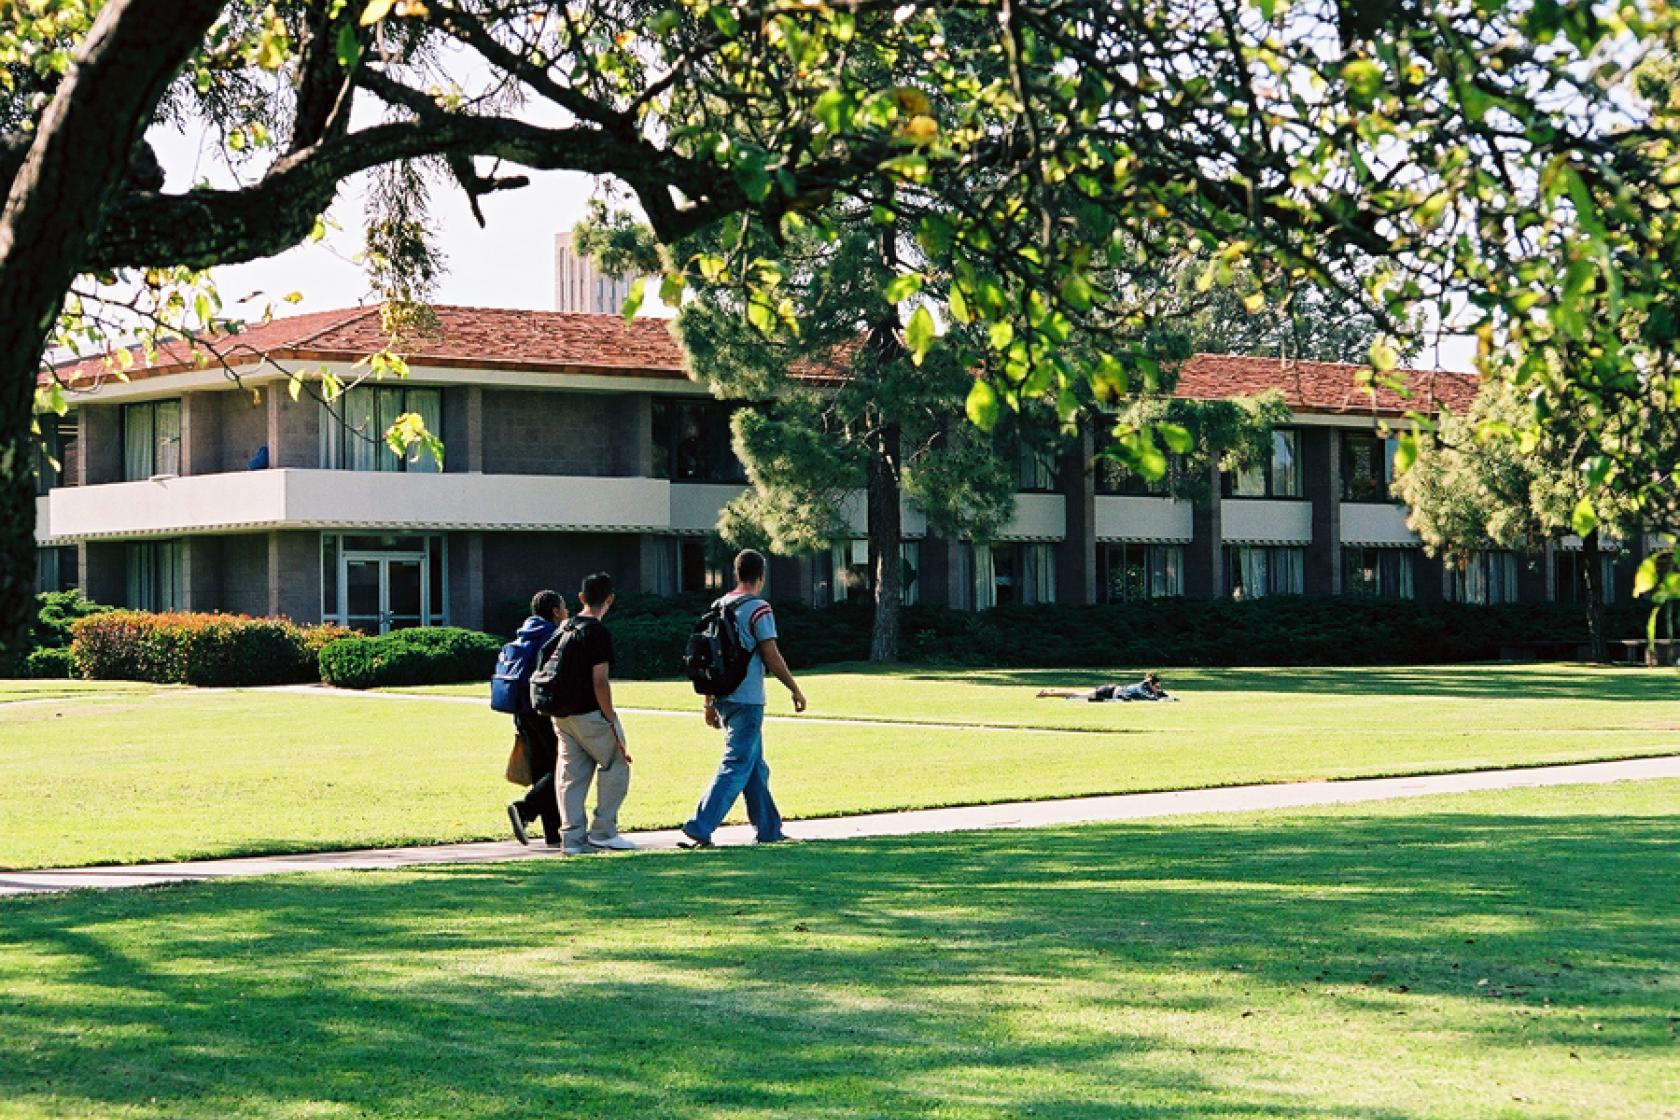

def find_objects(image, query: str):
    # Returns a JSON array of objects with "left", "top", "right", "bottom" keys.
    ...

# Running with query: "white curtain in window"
[
  {"left": 160, "top": 541, "right": 184, "bottom": 611},
  {"left": 153, "top": 401, "right": 181, "bottom": 476},
  {"left": 1023, "top": 543, "right": 1056, "bottom": 604},
  {"left": 972, "top": 543, "right": 997, "bottom": 609},
  {"left": 1273, "top": 548, "right": 1305, "bottom": 595},
  {"left": 406, "top": 389, "right": 443, "bottom": 474},
  {"left": 1240, "top": 547, "right": 1269, "bottom": 598},
  {"left": 1153, "top": 546, "right": 1185, "bottom": 597},
  {"left": 1392, "top": 550, "right": 1416, "bottom": 600},
  {"left": 376, "top": 388, "right": 404, "bottom": 472},
  {"left": 126, "top": 543, "right": 151, "bottom": 608},
  {"left": 123, "top": 405, "right": 154, "bottom": 480},
  {"left": 342, "top": 387, "right": 378, "bottom": 471}
]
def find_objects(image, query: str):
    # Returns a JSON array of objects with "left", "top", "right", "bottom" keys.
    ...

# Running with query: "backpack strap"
[{"left": 719, "top": 593, "right": 766, "bottom": 653}]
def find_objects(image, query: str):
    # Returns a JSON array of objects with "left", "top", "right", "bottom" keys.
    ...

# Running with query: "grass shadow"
[{"left": 2, "top": 802, "right": 1675, "bottom": 1117}]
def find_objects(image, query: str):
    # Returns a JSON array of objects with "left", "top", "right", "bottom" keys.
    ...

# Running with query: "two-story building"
[{"left": 31, "top": 305, "right": 1636, "bottom": 631}]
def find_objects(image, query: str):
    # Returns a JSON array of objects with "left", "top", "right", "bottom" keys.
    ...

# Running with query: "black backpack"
[
  {"left": 684, "top": 595, "right": 760, "bottom": 697},
  {"left": 529, "top": 617, "right": 595, "bottom": 716}
]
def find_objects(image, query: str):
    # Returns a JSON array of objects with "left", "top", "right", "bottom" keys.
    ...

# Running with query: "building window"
[
  {"left": 1021, "top": 543, "right": 1056, "bottom": 604},
  {"left": 1102, "top": 543, "right": 1185, "bottom": 602},
  {"left": 680, "top": 538, "right": 727, "bottom": 594},
  {"left": 320, "top": 386, "right": 443, "bottom": 472},
  {"left": 1225, "top": 429, "right": 1302, "bottom": 498},
  {"left": 1445, "top": 550, "right": 1520, "bottom": 604},
  {"left": 1095, "top": 450, "right": 1175, "bottom": 496},
  {"left": 126, "top": 540, "right": 184, "bottom": 611},
  {"left": 652, "top": 399, "right": 747, "bottom": 483},
  {"left": 971, "top": 543, "right": 1021, "bottom": 609},
  {"left": 122, "top": 400, "right": 182, "bottom": 481},
  {"left": 1019, "top": 446, "right": 1058, "bottom": 491},
  {"left": 33, "top": 413, "right": 76, "bottom": 495},
  {"left": 35, "top": 546, "right": 78, "bottom": 594},
  {"left": 1225, "top": 545, "right": 1305, "bottom": 599},
  {"left": 1341, "top": 432, "right": 1397, "bottom": 502},
  {"left": 320, "top": 533, "right": 447, "bottom": 632},
  {"left": 900, "top": 540, "right": 920, "bottom": 606},
  {"left": 1555, "top": 550, "right": 1616, "bottom": 605},
  {"left": 1343, "top": 547, "right": 1416, "bottom": 599}
]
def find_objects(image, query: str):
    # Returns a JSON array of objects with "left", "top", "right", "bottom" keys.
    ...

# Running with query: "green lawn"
[
  {"left": 4, "top": 664, "right": 1679, "bottom": 870},
  {"left": 2, "top": 780, "right": 1675, "bottom": 1119}
]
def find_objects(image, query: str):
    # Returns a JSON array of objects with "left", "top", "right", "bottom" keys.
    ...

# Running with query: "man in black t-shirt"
[{"left": 548, "top": 572, "right": 635, "bottom": 855}]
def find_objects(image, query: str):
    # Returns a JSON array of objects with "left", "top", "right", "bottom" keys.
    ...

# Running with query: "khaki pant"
[{"left": 553, "top": 711, "right": 631, "bottom": 847}]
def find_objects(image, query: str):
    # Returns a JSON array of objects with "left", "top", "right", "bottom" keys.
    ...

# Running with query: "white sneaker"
[
  {"left": 561, "top": 844, "right": 593, "bottom": 856},
  {"left": 587, "top": 835, "right": 637, "bottom": 852}
]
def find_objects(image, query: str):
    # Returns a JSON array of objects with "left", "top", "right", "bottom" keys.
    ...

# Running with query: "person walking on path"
[
  {"left": 680, "top": 549, "right": 807, "bottom": 849},
  {"left": 547, "top": 572, "right": 636, "bottom": 855},
  {"left": 504, "top": 589, "right": 567, "bottom": 846}
]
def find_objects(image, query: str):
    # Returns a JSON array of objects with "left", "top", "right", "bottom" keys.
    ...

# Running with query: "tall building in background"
[{"left": 553, "top": 231, "right": 632, "bottom": 314}]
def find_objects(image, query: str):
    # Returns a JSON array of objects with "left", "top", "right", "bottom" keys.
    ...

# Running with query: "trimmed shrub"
[
  {"left": 318, "top": 626, "right": 501, "bottom": 689},
  {"left": 34, "top": 590, "right": 110, "bottom": 650},
  {"left": 69, "top": 611, "right": 331, "bottom": 686},
  {"left": 24, "top": 646, "right": 75, "bottom": 679},
  {"left": 587, "top": 594, "right": 1651, "bottom": 678}
]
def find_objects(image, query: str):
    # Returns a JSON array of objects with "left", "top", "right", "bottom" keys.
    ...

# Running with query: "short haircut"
[
  {"left": 734, "top": 549, "right": 767, "bottom": 586},
  {"left": 531, "top": 589, "right": 561, "bottom": 618},
  {"left": 580, "top": 572, "right": 614, "bottom": 608}
]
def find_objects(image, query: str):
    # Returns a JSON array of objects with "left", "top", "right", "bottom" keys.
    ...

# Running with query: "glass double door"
[{"left": 344, "top": 551, "right": 427, "bottom": 634}]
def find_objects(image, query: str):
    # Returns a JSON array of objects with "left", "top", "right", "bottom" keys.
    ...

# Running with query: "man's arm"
[
  {"left": 757, "top": 639, "right": 807, "bottom": 712},
  {"left": 592, "top": 661, "right": 631, "bottom": 762}
]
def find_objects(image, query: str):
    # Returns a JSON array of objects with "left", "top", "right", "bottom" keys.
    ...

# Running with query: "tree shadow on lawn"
[
  {"left": 888, "top": 662, "right": 1680, "bottom": 702},
  {"left": 1, "top": 810, "right": 1674, "bottom": 1118}
]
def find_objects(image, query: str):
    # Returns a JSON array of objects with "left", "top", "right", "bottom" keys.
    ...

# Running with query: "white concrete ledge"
[
  {"left": 38, "top": 469, "right": 676, "bottom": 541},
  {"left": 1095, "top": 496, "right": 1193, "bottom": 543},
  {"left": 1341, "top": 502, "right": 1421, "bottom": 547}
]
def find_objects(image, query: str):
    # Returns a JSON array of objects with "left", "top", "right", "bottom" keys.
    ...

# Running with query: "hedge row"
[
  {"left": 69, "top": 612, "right": 351, "bottom": 686},
  {"left": 605, "top": 595, "right": 1652, "bottom": 677},
  {"left": 318, "top": 627, "right": 501, "bottom": 689}
]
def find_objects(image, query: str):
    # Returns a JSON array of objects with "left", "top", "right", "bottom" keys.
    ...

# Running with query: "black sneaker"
[
  {"left": 677, "top": 825, "right": 713, "bottom": 850},
  {"left": 507, "top": 804, "right": 530, "bottom": 846}
]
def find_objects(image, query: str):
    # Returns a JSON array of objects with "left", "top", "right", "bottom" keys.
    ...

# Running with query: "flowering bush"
[{"left": 69, "top": 612, "right": 346, "bottom": 686}]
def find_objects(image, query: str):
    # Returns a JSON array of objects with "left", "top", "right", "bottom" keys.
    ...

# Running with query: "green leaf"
[
  {"left": 708, "top": 4, "right": 740, "bottom": 37},
  {"left": 336, "top": 24, "right": 362, "bottom": 68},
  {"left": 947, "top": 286, "right": 972, "bottom": 324},
  {"left": 1156, "top": 422, "right": 1193, "bottom": 454},
  {"left": 884, "top": 273, "right": 923, "bottom": 304},
  {"left": 1570, "top": 498, "right": 1598, "bottom": 538},
  {"left": 1391, "top": 432, "right": 1417, "bottom": 477},
  {"left": 732, "top": 152, "right": 772, "bottom": 203},
  {"left": 906, "top": 305, "right": 937, "bottom": 366},
  {"left": 965, "top": 379, "right": 1000, "bottom": 429},
  {"left": 988, "top": 320, "right": 1014, "bottom": 351},
  {"left": 1368, "top": 340, "right": 1399, "bottom": 372},
  {"left": 621, "top": 276, "right": 647, "bottom": 322},
  {"left": 1342, "top": 59, "right": 1384, "bottom": 103},
  {"left": 659, "top": 271, "right": 686, "bottom": 307},
  {"left": 1634, "top": 556, "right": 1659, "bottom": 597}
]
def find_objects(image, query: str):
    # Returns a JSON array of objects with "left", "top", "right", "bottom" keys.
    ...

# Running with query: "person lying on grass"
[{"left": 1036, "top": 672, "right": 1179, "bottom": 703}]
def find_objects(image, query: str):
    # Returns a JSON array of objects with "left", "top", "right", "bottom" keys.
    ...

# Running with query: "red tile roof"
[
  {"left": 46, "top": 305, "right": 688, "bottom": 386},
  {"left": 45, "top": 305, "right": 1476, "bottom": 416},
  {"left": 1175, "top": 353, "right": 1478, "bottom": 416}
]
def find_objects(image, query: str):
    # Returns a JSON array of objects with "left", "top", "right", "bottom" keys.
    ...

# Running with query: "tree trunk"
[
  {"left": 0, "top": 0, "right": 229, "bottom": 664},
  {"left": 868, "top": 418, "right": 903, "bottom": 663},
  {"left": 1581, "top": 528, "right": 1607, "bottom": 663}
]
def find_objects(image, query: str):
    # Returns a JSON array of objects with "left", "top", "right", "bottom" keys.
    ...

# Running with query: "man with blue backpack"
[
  {"left": 492, "top": 589, "right": 567, "bottom": 846},
  {"left": 678, "top": 549, "right": 807, "bottom": 849}
]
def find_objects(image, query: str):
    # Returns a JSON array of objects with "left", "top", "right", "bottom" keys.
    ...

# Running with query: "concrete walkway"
[{"left": 4, "top": 755, "right": 1676, "bottom": 898}]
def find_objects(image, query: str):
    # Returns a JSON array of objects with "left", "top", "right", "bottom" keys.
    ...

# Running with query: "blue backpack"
[{"left": 490, "top": 620, "right": 554, "bottom": 714}]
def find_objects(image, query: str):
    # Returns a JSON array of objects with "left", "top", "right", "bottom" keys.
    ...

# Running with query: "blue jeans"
[{"left": 684, "top": 700, "right": 784, "bottom": 843}]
